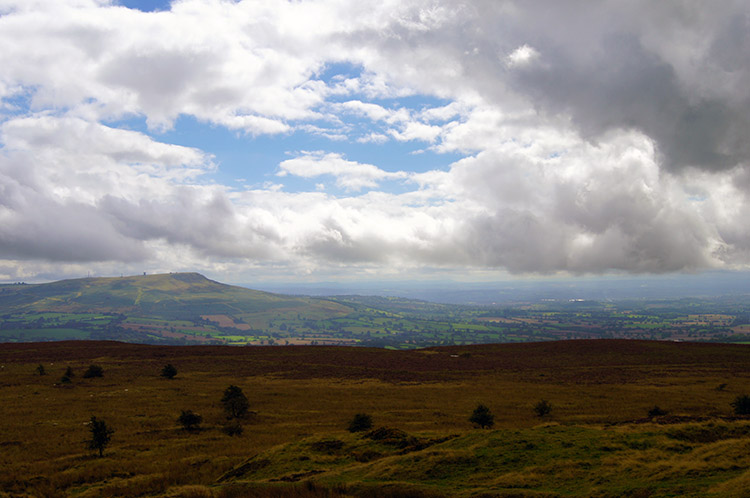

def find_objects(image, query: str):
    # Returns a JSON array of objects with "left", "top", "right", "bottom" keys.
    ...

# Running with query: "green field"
[
  {"left": 1, "top": 273, "right": 750, "bottom": 346},
  {"left": 0, "top": 328, "right": 90, "bottom": 340}
]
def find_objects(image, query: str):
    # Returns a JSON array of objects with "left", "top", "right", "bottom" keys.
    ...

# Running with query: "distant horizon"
[
  {"left": 247, "top": 271, "right": 750, "bottom": 305},
  {"left": 5, "top": 269, "right": 750, "bottom": 306}
]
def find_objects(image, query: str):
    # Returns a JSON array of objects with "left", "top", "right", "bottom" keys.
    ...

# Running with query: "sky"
[{"left": 1, "top": 0, "right": 750, "bottom": 286}]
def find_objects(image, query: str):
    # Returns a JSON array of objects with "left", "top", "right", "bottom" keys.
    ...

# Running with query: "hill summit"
[{"left": 0, "top": 272, "right": 351, "bottom": 320}]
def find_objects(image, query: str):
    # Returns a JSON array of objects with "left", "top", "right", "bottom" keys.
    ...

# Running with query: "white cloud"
[
  {"left": 0, "top": 0, "right": 334, "bottom": 134},
  {"left": 335, "top": 101, "right": 404, "bottom": 123},
  {"left": 278, "top": 152, "right": 409, "bottom": 191},
  {"left": 506, "top": 44, "right": 540, "bottom": 68},
  {"left": 2, "top": 0, "right": 750, "bottom": 282},
  {"left": 389, "top": 121, "right": 443, "bottom": 143},
  {"left": 357, "top": 132, "right": 389, "bottom": 144}
]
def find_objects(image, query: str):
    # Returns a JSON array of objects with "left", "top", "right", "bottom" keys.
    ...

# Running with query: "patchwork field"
[
  {"left": 2, "top": 340, "right": 750, "bottom": 497},
  {"left": 4, "top": 273, "right": 750, "bottom": 348}
]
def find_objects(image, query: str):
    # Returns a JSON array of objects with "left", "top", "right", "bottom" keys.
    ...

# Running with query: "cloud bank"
[{"left": 1, "top": 0, "right": 749, "bottom": 282}]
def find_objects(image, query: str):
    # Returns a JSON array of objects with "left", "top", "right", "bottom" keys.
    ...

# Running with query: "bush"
[
  {"left": 731, "top": 394, "right": 750, "bottom": 415},
  {"left": 648, "top": 405, "right": 668, "bottom": 418},
  {"left": 348, "top": 413, "right": 373, "bottom": 433},
  {"left": 161, "top": 363, "right": 177, "bottom": 379},
  {"left": 64, "top": 366, "right": 74, "bottom": 378},
  {"left": 36, "top": 364, "right": 46, "bottom": 376},
  {"left": 534, "top": 399, "right": 552, "bottom": 417},
  {"left": 87, "top": 416, "right": 114, "bottom": 457},
  {"left": 178, "top": 410, "right": 203, "bottom": 431},
  {"left": 83, "top": 365, "right": 103, "bottom": 378},
  {"left": 60, "top": 375, "right": 72, "bottom": 384},
  {"left": 221, "top": 385, "right": 249, "bottom": 419},
  {"left": 222, "top": 422, "right": 244, "bottom": 437},
  {"left": 469, "top": 404, "right": 494, "bottom": 429}
]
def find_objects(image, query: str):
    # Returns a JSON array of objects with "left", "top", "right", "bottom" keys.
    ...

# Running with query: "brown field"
[
  {"left": 1, "top": 340, "right": 750, "bottom": 497},
  {"left": 202, "top": 315, "right": 252, "bottom": 331}
]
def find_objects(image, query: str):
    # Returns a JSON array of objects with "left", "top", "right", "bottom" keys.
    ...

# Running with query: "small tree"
[
  {"left": 534, "top": 399, "right": 552, "bottom": 417},
  {"left": 347, "top": 413, "right": 373, "bottom": 433},
  {"left": 469, "top": 404, "right": 494, "bottom": 429},
  {"left": 87, "top": 416, "right": 114, "bottom": 457},
  {"left": 648, "top": 406, "right": 668, "bottom": 418},
  {"left": 178, "top": 410, "right": 202, "bottom": 431},
  {"left": 64, "top": 366, "right": 75, "bottom": 378},
  {"left": 36, "top": 364, "right": 46, "bottom": 376},
  {"left": 222, "top": 422, "right": 244, "bottom": 437},
  {"left": 83, "top": 365, "right": 103, "bottom": 378},
  {"left": 161, "top": 363, "right": 177, "bottom": 380},
  {"left": 221, "top": 385, "right": 249, "bottom": 419},
  {"left": 731, "top": 394, "right": 750, "bottom": 415}
]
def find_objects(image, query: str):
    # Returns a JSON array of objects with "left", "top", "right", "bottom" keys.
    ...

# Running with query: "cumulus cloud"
[
  {"left": 0, "top": 115, "right": 213, "bottom": 261},
  {"left": 2, "top": 0, "right": 750, "bottom": 281},
  {"left": 0, "top": 0, "right": 329, "bottom": 133},
  {"left": 278, "top": 152, "right": 409, "bottom": 191}
]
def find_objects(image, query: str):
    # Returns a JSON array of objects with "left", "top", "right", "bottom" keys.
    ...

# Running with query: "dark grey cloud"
[
  {"left": 507, "top": 33, "right": 750, "bottom": 172},
  {"left": 496, "top": 1, "right": 750, "bottom": 173},
  {"left": 0, "top": 186, "right": 150, "bottom": 263},
  {"left": 301, "top": 217, "right": 391, "bottom": 264},
  {"left": 354, "top": 1, "right": 750, "bottom": 173},
  {"left": 99, "top": 191, "right": 280, "bottom": 260}
]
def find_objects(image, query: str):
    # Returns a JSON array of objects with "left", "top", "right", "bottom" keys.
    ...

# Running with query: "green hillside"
[
  {"left": 220, "top": 421, "right": 750, "bottom": 497},
  {"left": 0, "top": 273, "right": 352, "bottom": 344},
  {"left": 0, "top": 272, "right": 350, "bottom": 319},
  {"left": 2, "top": 273, "right": 750, "bottom": 346}
]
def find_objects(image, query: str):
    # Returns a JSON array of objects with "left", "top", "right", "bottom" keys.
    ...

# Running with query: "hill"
[
  {"left": 0, "top": 272, "right": 349, "bottom": 318},
  {"left": 2, "top": 339, "right": 750, "bottom": 497},
  {"left": 2, "top": 273, "right": 750, "bottom": 346},
  {"left": 0, "top": 273, "right": 352, "bottom": 344}
]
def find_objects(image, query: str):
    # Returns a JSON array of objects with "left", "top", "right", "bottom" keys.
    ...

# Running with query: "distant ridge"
[{"left": 0, "top": 272, "right": 351, "bottom": 319}]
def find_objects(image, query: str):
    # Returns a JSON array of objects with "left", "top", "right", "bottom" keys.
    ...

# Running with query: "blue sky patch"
[{"left": 115, "top": 0, "right": 171, "bottom": 12}]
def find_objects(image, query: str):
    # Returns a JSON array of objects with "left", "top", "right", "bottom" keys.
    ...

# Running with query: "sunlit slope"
[{"left": 0, "top": 272, "right": 351, "bottom": 319}]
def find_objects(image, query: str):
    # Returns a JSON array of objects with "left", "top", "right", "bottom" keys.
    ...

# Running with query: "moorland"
[
  {"left": 2, "top": 339, "right": 750, "bottom": 497},
  {"left": 1, "top": 273, "right": 750, "bottom": 347}
]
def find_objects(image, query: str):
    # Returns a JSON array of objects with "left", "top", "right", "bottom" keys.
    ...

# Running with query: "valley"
[{"left": 1, "top": 273, "right": 749, "bottom": 347}]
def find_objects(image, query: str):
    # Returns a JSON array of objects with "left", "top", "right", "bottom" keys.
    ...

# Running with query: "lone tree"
[
  {"left": 222, "top": 422, "right": 244, "bottom": 437},
  {"left": 731, "top": 394, "right": 750, "bottom": 415},
  {"left": 161, "top": 363, "right": 177, "bottom": 380},
  {"left": 347, "top": 413, "right": 373, "bottom": 433},
  {"left": 64, "top": 366, "right": 75, "bottom": 378},
  {"left": 36, "top": 364, "right": 46, "bottom": 376},
  {"left": 87, "top": 416, "right": 114, "bottom": 457},
  {"left": 469, "top": 404, "right": 494, "bottom": 429},
  {"left": 83, "top": 365, "right": 103, "bottom": 379},
  {"left": 648, "top": 406, "right": 668, "bottom": 418},
  {"left": 221, "top": 385, "right": 249, "bottom": 419},
  {"left": 534, "top": 399, "right": 552, "bottom": 418},
  {"left": 178, "top": 410, "right": 202, "bottom": 431}
]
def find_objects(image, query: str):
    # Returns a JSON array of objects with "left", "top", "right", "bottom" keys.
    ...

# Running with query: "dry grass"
[{"left": 1, "top": 340, "right": 749, "bottom": 497}]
